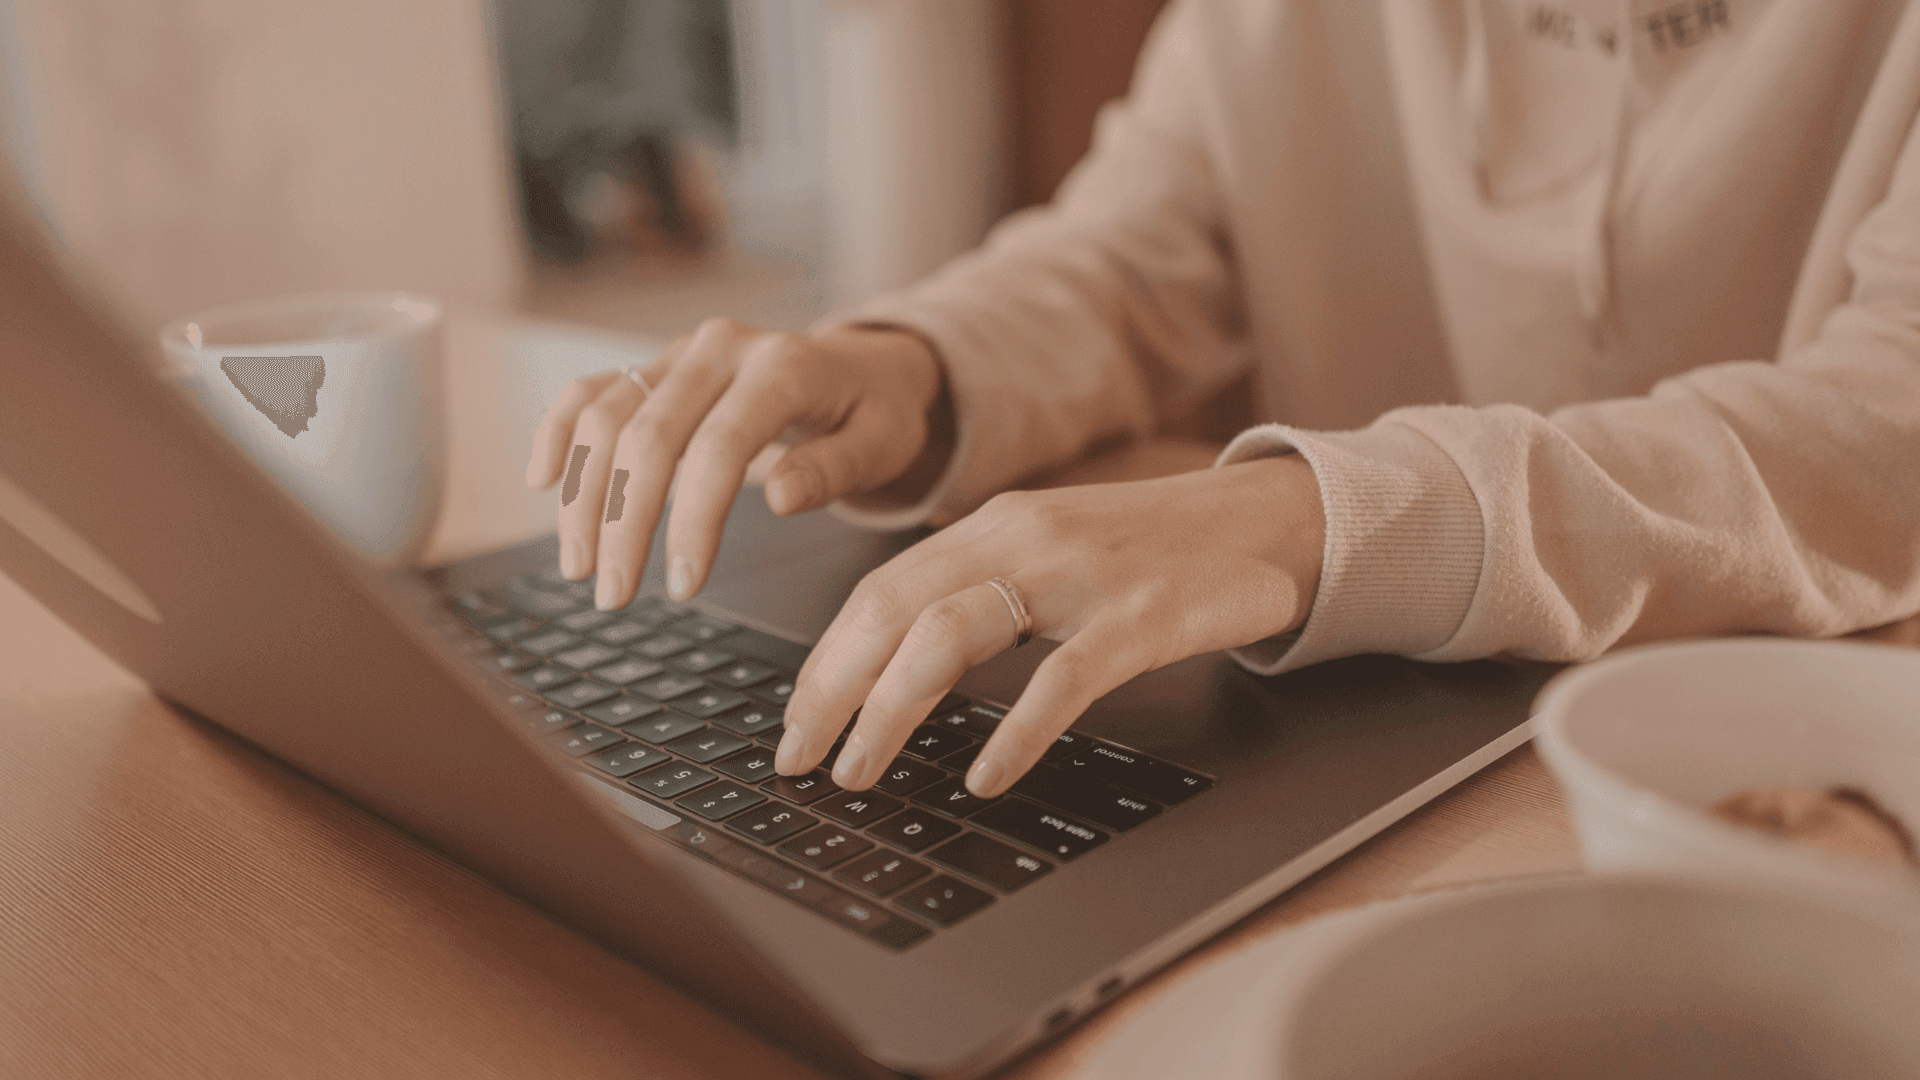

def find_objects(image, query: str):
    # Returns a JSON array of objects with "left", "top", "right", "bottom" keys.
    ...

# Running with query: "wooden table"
[{"left": 2, "top": 319, "right": 1908, "bottom": 1078}]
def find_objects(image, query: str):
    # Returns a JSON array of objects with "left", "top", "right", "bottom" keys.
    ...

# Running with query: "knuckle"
[
  {"left": 846, "top": 573, "right": 910, "bottom": 633},
  {"left": 622, "top": 408, "right": 674, "bottom": 451},
  {"left": 697, "top": 315, "right": 743, "bottom": 338},
  {"left": 905, "top": 597, "right": 970, "bottom": 654},
  {"left": 576, "top": 401, "right": 620, "bottom": 436}
]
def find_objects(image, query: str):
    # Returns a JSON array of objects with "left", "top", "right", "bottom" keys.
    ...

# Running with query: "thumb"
[{"left": 764, "top": 408, "right": 923, "bottom": 516}]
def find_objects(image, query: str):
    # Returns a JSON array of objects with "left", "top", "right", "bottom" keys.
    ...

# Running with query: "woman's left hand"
[{"left": 773, "top": 454, "right": 1326, "bottom": 797}]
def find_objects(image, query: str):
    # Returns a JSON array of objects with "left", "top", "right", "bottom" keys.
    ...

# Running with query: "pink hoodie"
[{"left": 828, "top": 0, "right": 1920, "bottom": 673}]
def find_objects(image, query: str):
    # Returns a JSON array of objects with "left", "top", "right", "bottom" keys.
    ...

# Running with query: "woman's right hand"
[{"left": 525, "top": 318, "right": 951, "bottom": 611}]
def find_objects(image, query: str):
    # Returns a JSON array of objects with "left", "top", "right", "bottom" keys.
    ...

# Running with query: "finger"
[
  {"left": 763, "top": 404, "right": 923, "bottom": 517},
  {"left": 966, "top": 623, "right": 1149, "bottom": 797},
  {"left": 554, "top": 376, "right": 646, "bottom": 578},
  {"left": 663, "top": 341, "right": 820, "bottom": 599},
  {"left": 586, "top": 331, "right": 739, "bottom": 608},
  {"left": 830, "top": 582, "right": 1021, "bottom": 790},
  {"left": 773, "top": 536, "right": 980, "bottom": 774},
  {"left": 526, "top": 370, "right": 624, "bottom": 488}
]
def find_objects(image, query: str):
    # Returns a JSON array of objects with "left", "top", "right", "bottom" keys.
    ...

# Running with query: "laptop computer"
[{"left": 0, "top": 187, "right": 1553, "bottom": 1077}]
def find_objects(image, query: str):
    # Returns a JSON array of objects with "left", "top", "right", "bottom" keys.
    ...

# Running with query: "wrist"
[{"left": 1222, "top": 454, "right": 1324, "bottom": 636}]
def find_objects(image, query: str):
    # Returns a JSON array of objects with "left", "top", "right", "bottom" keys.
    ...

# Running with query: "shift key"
[{"left": 1009, "top": 765, "right": 1162, "bottom": 832}]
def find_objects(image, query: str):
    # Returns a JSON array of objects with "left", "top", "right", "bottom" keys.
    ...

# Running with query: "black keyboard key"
[
  {"left": 894, "top": 875, "right": 994, "bottom": 927},
  {"left": 489, "top": 650, "right": 539, "bottom": 674},
  {"left": 590, "top": 657, "right": 666, "bottom": 687},
  {"left": 497, "top": 690, "right": 544, "bottom": 714},
  {"left": 517, "top": 629, "right": 583, "bottom": 656},
  {"left": 940, "top": 741, "right": 983, "bottom": 772},
  {"left": 553, "top": 643, "right": 625, "bottom": 671},
  {"left": 676, "top": 687, "right": 749, "bottom": 719},
  {"left": 674, "top": 614, "right": 739, "bottom": 642},
  {"left": 865, "top": 808, "right": 961, "bottom": 853},
  {"left": 899, "top": 724, "right": 974, "bottom": 761},
  {"left": 750, "top": 679, "right": 796, "bottom": 706},
  {"left": 670, "top": 647, "right": 734, "bottom": 674},
  {"left": 1009, "top": 765, "right": 1163, "bottom": 832},
  {"left": 927, "top": 833, "right": 1053, "bottom": 893},
  {"left": 762, "top": 770, "right": 839, "bottom": 805},
  {"left": 934, "top": 703, "right": 1005, "bottom": 739},
  {"left": 677, "top": 780, "right": 766, "bottom": 820},
  {"left": 731, "top": 853, "right": 835, "bottom": 906},
  {"left": 815, "top": 790, "right": 904, "bottom": 828},
  {"left": 719, "top": 627, "right": 810, "bottom": 670},
  {"left": 713, "top": 746, "right": 779, "bottom": 783},
  {"left": 666, "top": 727, "right": 750, "bottom": 763},
  {"left": 583, "top": 694, "right": 662, "bottom": 727},
  {"left": 590, "top": 619, "right": 655, "bottom": 647},
  {"left": 971, "top": 799, "right": 1109, "bottom": 861},
  {"left": 524, "top": 707, "right": 581, "bottom": 734},
  {"left": 634, "top": 673, "right": 705, "bottom": 702},
  {"left": 1056, "top": 742, "right": 1215, "bottom": 805},
  {"left": 709, "top": 660, "right": 777, "bottom": 690},
  {"left": 486, "top": 616, "right": 543, "bottom": 642},
  {"left": 817, "top": 893, "right": 904, "bottom": 938},
  {"left": 546, "top": 680, "right": 619, "bottom": 711},
  {"left": 529, "top": 564, "right": 572, "bottom": 587},
  {"left": 912, "top": 777, "right": 1000, "bottom": 819},
  {"left": 589, "top": 742, "right": 668, "bottom": 777},
  {"left": 872, "top": 757, "right": 945, "bottom": 797},
  {"left": 621, "top": 710, "right": 705, "bottom": 744},
  {"left": 778, "top": 823, "right": 873, "bottom": 870},
  {"left": 629, "top": 761, "right": 716, "bottom": 799},
  {"left": 515, "top": 665, "right": 576, "bottom": 692},
  {"left": 549, "top": 724, "right": 622, "bottom": 757},
  {"left": 451, "top": 590, "right": 508, "bottom": 618},
  {"left": 633, "top": 633, "right": 695, "bottom": 660},
  {"left": 834, "top": 850, "right": 932, "bottom": 898},
  {"left": 931, "top": 691, "right": 971, "bottom": 719},
  {"left": 711, "top": 704, "right": 783, "bottom": 739},
  {"left": 556, "top": 609, "right": 616, "bottom": 634},
  {"left": 612, "top": 601, "right": 676, "bottom": 629},
  {"left": 1040, "top": 730, "right": 1095, "bottom": 763},
  {"left": 505, "top": 589, "right": 584, "bottom": 618},
  {"left": 724, "top": 801, "right": 818, "bottom": 845}
]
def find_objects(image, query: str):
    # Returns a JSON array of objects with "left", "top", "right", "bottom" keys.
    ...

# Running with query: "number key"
[
  {"left": 724, "top": 801, "right": 817, "bottom": 845},
  {"left": 777, "top": 823, "right": 873, "bottom": 870}
]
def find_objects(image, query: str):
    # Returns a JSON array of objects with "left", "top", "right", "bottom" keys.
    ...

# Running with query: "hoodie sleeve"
[
  {"left": 819, "top": 0, "right": 1254, "bottom": 528},
  {"left": 1223, "top": 103, "right": 1920, "bottom": 675}
]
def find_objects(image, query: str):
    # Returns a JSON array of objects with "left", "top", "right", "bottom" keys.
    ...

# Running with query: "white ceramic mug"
[
  {"left": 1269, "top": 874, "right": 1920, "bottom": 1080},
  {"left": 1533, "top": 638, "right": 1920, "bottom": 906},
  {"left": 158, "top": 291, "right": 445, "bottom": 566}
]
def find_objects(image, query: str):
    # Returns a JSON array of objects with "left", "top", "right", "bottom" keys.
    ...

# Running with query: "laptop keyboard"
[{"left": 443, "top": 566, "right": 1213, "bottom": 950}]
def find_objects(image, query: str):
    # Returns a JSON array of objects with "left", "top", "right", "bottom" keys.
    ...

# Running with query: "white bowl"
[
  {"left": 1534, "top": 638, "right": 1920, "bottom": 903},
  {"left": 1268, "top": 873, "right": 1920, "bottom": 1080}
]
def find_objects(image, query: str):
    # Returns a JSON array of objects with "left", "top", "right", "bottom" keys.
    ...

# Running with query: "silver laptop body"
[{"left": 0, "top": 193, "right": 1551, "bottom": 1078}]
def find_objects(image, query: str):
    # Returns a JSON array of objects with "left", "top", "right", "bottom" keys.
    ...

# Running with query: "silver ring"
[
  {"left": 985, "top": 576, "right": 1033, "bottom": 649},
  {"left": 623, "top": 365, "right": 653, "bottom": 398}
]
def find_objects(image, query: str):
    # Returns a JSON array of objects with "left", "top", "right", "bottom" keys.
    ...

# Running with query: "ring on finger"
[
  {"left": 623, "top": 365, "right": 654, "bottom": 398},
  {"left": 985, "top": 576, "right": 1033, "bottom": 649}
]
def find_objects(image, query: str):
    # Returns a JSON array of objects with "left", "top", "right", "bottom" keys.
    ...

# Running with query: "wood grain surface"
[{"left": 2, "top": 320, "right": 1909, "bottom": 1079}]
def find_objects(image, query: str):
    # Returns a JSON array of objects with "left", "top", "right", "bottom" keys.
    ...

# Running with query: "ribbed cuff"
[{"left": 1218, "top": 420, "right": 1486, "bottom": 675}]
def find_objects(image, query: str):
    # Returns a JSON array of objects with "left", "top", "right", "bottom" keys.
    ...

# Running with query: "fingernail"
[
  {"left": 832, "top": 732, "right": 869, "bottom": 788},
  {"left": 667, "top": 556, "right": 696, "bottom": 599},
  {"left": 595, "top": 568, "right": 624, "bottom": 611},
  {"left": 775, "top": 728, "right": 810, "bottom": 774},
  {"left": 967, "top": 756, "right": 1004, "bottom": 798}
]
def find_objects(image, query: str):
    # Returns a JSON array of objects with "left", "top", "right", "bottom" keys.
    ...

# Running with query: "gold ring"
[{"left": 985, "top": 576, "right": 1033, "bottom": 649}]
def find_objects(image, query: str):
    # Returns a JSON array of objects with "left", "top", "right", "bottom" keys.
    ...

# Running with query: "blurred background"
[{"left": 0, "top": 0, "right": 1167, "bottom": 344}]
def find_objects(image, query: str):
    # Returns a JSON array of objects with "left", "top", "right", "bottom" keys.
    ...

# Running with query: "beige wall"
[{"left": 7, "top": 0, "right": 523, "bottom": 335}]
